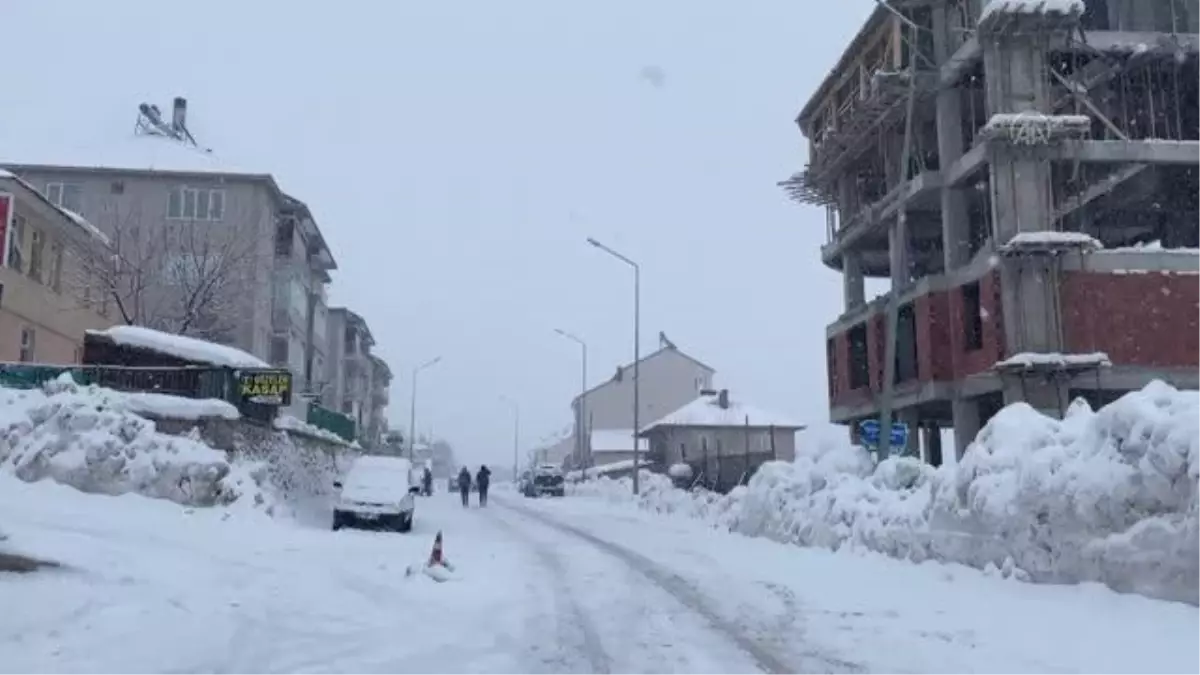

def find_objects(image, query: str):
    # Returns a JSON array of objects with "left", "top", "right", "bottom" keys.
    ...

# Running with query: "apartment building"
[
  {"left": 324, "top": 307, "right": 392, "bottom": 447},
  {"left": 780, "top": 0, "right": 1198, "bottom": 459},
  {"left": 0, "top": 171, "right": 111, "bottom": 362},
  {"left": 2, "top": 99, "right": 338, "bottom": 400}
]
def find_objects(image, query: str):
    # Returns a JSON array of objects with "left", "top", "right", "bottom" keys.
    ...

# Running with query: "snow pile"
[
  {"left": 0, "top": 375, "right": 268, "bottom": 510},
  {"left": 572, "top": 382, "right": 1199, "bottom": 603}
]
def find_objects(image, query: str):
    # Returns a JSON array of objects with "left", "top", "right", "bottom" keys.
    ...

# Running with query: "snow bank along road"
[{"left": 2, "top": 477, "right": 1197, "bottom": 674}]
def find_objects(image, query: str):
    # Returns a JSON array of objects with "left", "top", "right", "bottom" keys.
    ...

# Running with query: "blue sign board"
[{"left": 858, "top": 419, "right": 909, "bottom": 452}]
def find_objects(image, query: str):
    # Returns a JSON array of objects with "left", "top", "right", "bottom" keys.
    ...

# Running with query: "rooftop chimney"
[
  {"left": 171, "top": 97, "right": 187, "bottom": 134},
  {"left": 717, "top": 389, "right": 729, "bottom": 409}
]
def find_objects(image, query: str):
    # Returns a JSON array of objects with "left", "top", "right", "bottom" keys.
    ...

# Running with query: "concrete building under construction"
[{"left": 782, "top": 0, "right": 1199, "bottom": 461}]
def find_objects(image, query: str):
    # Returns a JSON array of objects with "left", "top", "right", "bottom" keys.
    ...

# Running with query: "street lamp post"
[
  {"left": 407, "top": 356, "right": 442, "bottom": 460},
  {"left": 500, "top": 395, "right": 520, "bottom": 482},
  {"left": 586, "top": 236, "right": 642, "bottom": 495},
  {"left": 554, "top": 328, "right": 588, "bottom": 470}
]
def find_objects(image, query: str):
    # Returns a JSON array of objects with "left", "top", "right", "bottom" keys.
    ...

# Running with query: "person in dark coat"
[
  {"left": 457, "top": 466, "right": 472, "bottom": 507},
  {"left": 422, "top": 466, "right": 433, "bottom": 496},
  {"left": 476, "top": 465, "right": 492, "bottom": 507}
]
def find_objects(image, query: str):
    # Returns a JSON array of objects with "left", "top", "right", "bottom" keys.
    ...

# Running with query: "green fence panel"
[{"left": 306, "top": 403, "right": 357, "bottom": 442}]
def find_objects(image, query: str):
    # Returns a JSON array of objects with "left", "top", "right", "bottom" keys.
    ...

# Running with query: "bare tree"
[{"left": 77, "top": 197, "right": 264, "bottom": 342}]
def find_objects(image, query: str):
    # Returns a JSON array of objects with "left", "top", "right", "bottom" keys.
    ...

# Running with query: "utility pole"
[
  {"left": 554, "top": 328, "right": 588, "bottom": 469},
  {"left": 587, "top": 237, "right": 642, "bottom": 495},
  {"left": 407, "top": 356, "right": 442, "bottom": 460},
  {"left": 501, "top": 395, "right": 520, "bottom": 482}
]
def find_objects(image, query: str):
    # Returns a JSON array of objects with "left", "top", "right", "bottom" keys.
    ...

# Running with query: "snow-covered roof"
[
  {"left": 0, "top": 170, "right": 111, "bottom": 247},
  {"left": 589, "top": 429, "right": 648, "bottom": 453},
  {"left": 58, "top": 207, "right": 112, "bottom": 247},
  {"left": 86, "top": 325, "right": 268, "bottom": 369},
  {"left": 1108, "top": 240, "right": 1200, "bottom": 254},
  {"left": 0, "top": 124, "right": 262, "bottom": 177},
  {"left": 123, "top": 393, "right": 240, "bottom": 421},
  {"left": 640, "top": 393, "right": 804, "bottom": 434},
  {"left": 572, "top": 344, "right": 715, "bottom": 405}
]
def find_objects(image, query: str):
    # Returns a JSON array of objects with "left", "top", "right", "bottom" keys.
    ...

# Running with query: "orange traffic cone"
[{"left": 428, "top": 530, "right": 445, "bottom": 567}]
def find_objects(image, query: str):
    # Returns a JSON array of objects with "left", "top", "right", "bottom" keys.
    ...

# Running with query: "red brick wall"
[
  {"left": 1061, "top": 271, "right": 1199, "bottom": 367},
  {"left": 915, "top": 291, "right": 954, "bottom": 381},
  {"left": 827, "top": 270, "right": 1013, "bottom": 408},
  {"left": 947, "top": 270, "right": 1006, "bottom": 377},
  {"left": 868, "top": 313, "right": 885, "bottom": 393}
]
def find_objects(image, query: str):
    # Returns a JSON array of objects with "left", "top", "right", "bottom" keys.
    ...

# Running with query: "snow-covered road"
[{"left": 2, "top": 477, "right": 1196, "bottom": 674}]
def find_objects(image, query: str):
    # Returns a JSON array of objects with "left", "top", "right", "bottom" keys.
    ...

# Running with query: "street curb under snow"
[{"left": 571, "top": 381, "right": 1199, "bottom": 605}]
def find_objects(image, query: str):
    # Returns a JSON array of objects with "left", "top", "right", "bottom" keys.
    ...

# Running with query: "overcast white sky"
[{"left": 3, "top": 0, "right": 881, "bottom": 466}]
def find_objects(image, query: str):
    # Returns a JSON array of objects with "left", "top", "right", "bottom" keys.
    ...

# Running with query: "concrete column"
[
  {"left": 933, "top": 2, "right": 972, "bottom": 271},
  {"left": 898, "top": 407, "right": 920, "bottom": 454},
  {"left": 925, "top": 423, "right": 944, "bottom": 467},
  {"left": 889, "top": 217, "right": 911, "bottom": 290},
  {"left": 1002, "top": 374, "right": 1067, "bottom": 419},
  {"left": 843, "top": 251, "right": 865, "bottom": 310},
  {"left": 952, "top": 397, "right": 981, "bottom": 459}
]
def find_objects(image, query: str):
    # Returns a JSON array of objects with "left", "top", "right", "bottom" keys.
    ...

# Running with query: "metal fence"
[{"left": 306, "top": 402, "right": 357, "bottom": 442}]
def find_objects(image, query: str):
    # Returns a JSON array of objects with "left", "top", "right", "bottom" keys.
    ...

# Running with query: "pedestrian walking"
[
  {"left": 457, "top": 466, "right": 472, "bottom": 507},
  {"left": 422, "top": 466, "right": 433, "bottom": 497},
  {"left": 476, "top": 465, "right": 492, "bottom": 507}
]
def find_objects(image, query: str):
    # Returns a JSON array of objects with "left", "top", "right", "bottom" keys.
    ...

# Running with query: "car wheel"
[
  {"left": 398, "top": 514, "right": 413, "bottom": 533},
  {"left": 332, "top": 512, "right": 346, "bottom": 531}
]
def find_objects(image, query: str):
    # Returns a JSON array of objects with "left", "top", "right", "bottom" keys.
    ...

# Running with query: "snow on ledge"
[
  {"left": 274, "top": 414, "right": 358, "bottom": 448},
  {"left": 59, "top": 207, "right": 112, "bottom": 247},
  {"left": 998, "top": 231, "right": 1103, "bottom": 254},
  {"left": 87, "top": 325, "right": 269, "bottom": 369},
  {"left": 1108, "top": 239, "right": 1200, "bottom": 254},
  {"left": 983, "top": 112, "right": 1090, "bottom": 132},
  {"left": 123, "top": 392, "right": 240, "bottom": 421},
  {"left": 979, "top": 0, "right": 1085, "bottom": 23},
  {"left": 995, "top": 351, "right": 1111, "bottom": 370}
]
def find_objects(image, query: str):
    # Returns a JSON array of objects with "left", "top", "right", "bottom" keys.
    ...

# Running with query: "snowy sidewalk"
[
  {"left": 506, "top": 493, "right": 1200, "bottom": 674},
  {"left": 0, "top": 479, "right": 555, "bottom": 673}
]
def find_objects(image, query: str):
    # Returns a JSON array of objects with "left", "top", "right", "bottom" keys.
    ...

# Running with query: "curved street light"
[
  {"left": 586, "top": 236, "right": 642, "bottom": 495},
  {"left": 407, "top": 356, "right": 442, "bottom": 459},
  {"left": 554, "top": 328, "right": 589, "bottom": 470}
]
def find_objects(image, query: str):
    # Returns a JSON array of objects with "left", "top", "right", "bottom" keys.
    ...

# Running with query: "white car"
[{"left": 332, "top": 455, "right": 420, "bottom": 532}]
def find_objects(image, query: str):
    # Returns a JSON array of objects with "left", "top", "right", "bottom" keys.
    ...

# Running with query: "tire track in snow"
[
  {"left": 488, "top": 510, "right": 612, "bottom": 674},
  {"left": 500, "top": 498, "right": 821, "bottom": 675}
]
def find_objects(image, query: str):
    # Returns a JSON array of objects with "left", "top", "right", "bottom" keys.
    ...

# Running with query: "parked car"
[
  {"left": 332, "top": 455, "right": 420, "bottom": 532},
  {"left": 522, "top": 464, "right": 565, "bottom": 498}
]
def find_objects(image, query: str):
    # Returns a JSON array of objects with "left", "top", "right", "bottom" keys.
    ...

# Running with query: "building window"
[
  {"left": 6, "top": 214, "right": 24, "bottom": 271},
  {"left": 962, "top": 281, "right": 984, "bottom": 351},
  {"left": 162, "top": 254, "right": 204, "bottom": 286},
  {"left": 275, "top": 219, "right": 295, "bottom": 257},
  {"left": 28, "top": 230, "right": 44, "bottom": 283},
  {"left": 168, "top": 187, "right": 225, "bottom": 221},
  {"left": 19, "top": 327, "right": 35, "bottom": 363},
  {"left": 45, "top": 182, "right": 83, "bottom": 213},
  {"left": 269, "top": 336, "right": 289, "bottom": 365},
  {"left": 344, "top": 326, "right": 356, "bottom": 354},
  {"left": 848, "top": 324, "right": 869, "bottom": 390},
  {"left": 48, "top": 242, "right": 64, "bottom": 292}
]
